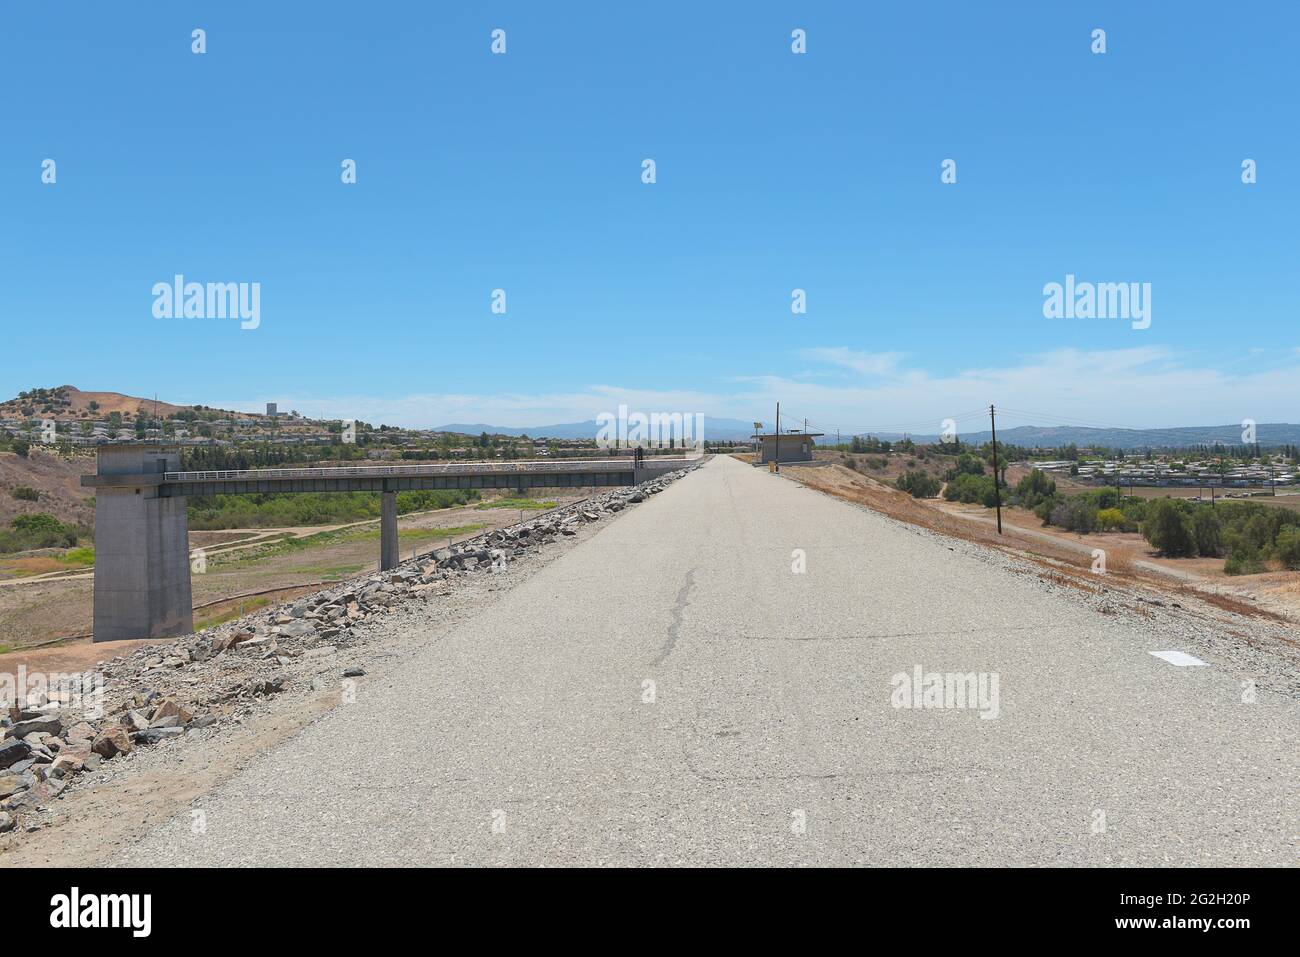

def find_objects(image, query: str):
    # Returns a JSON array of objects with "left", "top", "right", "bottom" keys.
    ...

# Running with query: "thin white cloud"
[
  {"left": 797, "top": 347, "right": 906, "bottom": 377},
  {"left": 214, "top": 346, "right": 1300, "bottom": 432}
]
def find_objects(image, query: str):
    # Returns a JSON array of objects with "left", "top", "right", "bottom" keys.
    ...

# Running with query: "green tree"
[
  {"left": 1142, "top": 499, "right": 1196, "bottom": 557},
  {"left": 943, "top": 472, "right": 997, "bottom": 505},
  {"left": 896, "top": 470, "right": 940, "bottom": 499},
  {"left": 1191, "top": 508, "right": 1223, "bottom": 558},
  {"left": 1014, "top": 469, "right": 1056, "bottom": 509},
  {"left": 1274, "top": 526, "right": 1300, "bottom": 570},
  {"left": 944, "top": 452, "right": 985, "bottom": 482}
]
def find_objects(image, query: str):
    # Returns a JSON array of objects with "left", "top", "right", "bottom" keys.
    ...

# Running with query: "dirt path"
[{"left": 783, "top": 462, "right": 1300, "bottom": 625}]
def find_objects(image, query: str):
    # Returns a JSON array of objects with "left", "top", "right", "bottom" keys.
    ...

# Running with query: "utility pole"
[
  {"left": 989, "top": 404, "right": 1002, "bottom": 534},
  {"left": 775, "top": 402, "right": 780, "bottom": 473}
]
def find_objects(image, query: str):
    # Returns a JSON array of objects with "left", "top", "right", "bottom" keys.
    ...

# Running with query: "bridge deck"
[
  {"left": 165, "top": 458, "right": 642, "bottom": 482},
  {"left": 82, "top": 456, "right": 696, "bottom": 495}
]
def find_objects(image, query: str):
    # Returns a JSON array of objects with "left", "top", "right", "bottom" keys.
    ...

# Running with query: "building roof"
[{"left": 752, "top": 432, "right": 824, "bottom": 439}]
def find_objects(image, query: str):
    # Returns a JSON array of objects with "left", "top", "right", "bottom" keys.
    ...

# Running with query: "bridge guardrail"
[{"left": 164, "top": 457, "right": 692, "bottom": 483}]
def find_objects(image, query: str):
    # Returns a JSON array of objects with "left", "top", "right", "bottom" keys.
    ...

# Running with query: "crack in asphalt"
[{"left": 652, "top": 568, "right": 696, "bottom": 667}]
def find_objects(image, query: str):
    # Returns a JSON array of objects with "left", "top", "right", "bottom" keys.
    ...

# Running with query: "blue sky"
[{"left": 2, "top": 2, "right": 1297, "bottom": 432}]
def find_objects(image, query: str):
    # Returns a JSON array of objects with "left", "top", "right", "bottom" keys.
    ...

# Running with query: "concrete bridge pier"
[
  {"left": 79, "top": 450, "right": 686, "bottom": 641},
  {"left": 380, "top": 490, "right": 399, "bottom": 571},
  {"left": 84, "top": 445, "right": 194, "bottom": 643}
]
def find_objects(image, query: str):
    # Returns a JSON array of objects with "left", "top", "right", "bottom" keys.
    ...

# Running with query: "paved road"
[{"left": 117, "top": 456, "right": 1298, "bottom": 866}]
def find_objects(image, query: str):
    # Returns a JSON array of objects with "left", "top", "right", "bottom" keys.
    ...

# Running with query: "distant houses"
[{"left": 1026, "top": 455, "right": 1298, "bottom": 488}]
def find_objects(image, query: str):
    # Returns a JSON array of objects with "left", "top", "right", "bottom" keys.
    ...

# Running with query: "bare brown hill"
[{"left": 0, "top": 385, "right": 256, "bottom": 421}]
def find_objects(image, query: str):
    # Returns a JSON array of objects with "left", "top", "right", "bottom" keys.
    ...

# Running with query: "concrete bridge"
[{"left": 81, "top": 445, "right": 692, "bottom": 643}]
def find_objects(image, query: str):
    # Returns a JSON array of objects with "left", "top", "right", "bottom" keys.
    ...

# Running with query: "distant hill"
[
  {"left": 878, "top": 423, "right": 1300, "bottom": 450},
  {"left": 0, "top": 386, "right": 256, "bottom": 421},
  {"left": 436, "top": 419, "right": 1300, "bottom": 449},
  {"left": 434, "top": 417, "right": 761, "bottom": 442},
  {"left": 7, "top": 387, "right": 1295, "bottom": 450}
]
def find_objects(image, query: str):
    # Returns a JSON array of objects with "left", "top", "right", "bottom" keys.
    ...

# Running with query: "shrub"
[
  {"left": 896, "top": 470, "right": 940, "bottom": 499},
  {"left": 1224, "top": 543, "right": 1264, "bottom": 576},
  {"left": 1142, "top": 499, "right": 1196, "bottom": 557},
  {"left": 943, "top": 453, "right": 985, "bottom": 482},
  {"left": 1013, "top": 469, "right": 1056, "bottom": 510},
  {"left": 0, "top": 512, "right": 81, "bottom": 552},
  {"left": 11, "top": 513, "right": 63, "bottom": 535},
  {"left": 944, "top": 472, "right": 996, "bottom": 505},
  {"left": 10, "top": 486, "right": 39, "bottom": 501},
  {"left": 1049, "top": 497, "right": 1099, "bottom": 534},
  {"left": 1119, "top": 497, "right": 1148, "bottom": 525},
  {"left": 1191, "top": 507, "right": 1223, "bottom": 558},
  {"left": 1274, "top": 526, "right": 1300, "bottom": 570},
  {"left": 1096, "top": 507, "right": 1126, "bottom": 531}
]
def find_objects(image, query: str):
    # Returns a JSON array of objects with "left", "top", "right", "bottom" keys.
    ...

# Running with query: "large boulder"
[
  {"left": 6, "top": 776, "right": 65, "bottom": 809},
  {"left": 278, "top": 620, "right": 316, "bottom": 640},
  {"left": 90, "top": 727, "right": 133, "bottom": 759},
  {"left": 0, "top": 739, "right": 31, "bottom": 770},
  {"left": 120, "top": 710, "right": 150, "bottom": 733},
  {"left": 50, "top": 749, "right": 90, "bottom": 777},
  {"left": 63, "top": 721, "right": 98, "bottom": 745},
  {"left": 149, "top": 698, "right": 192, "bottom": 725},
  {"left": 8, "top": 714, "right": 63, "bottom": 739}
]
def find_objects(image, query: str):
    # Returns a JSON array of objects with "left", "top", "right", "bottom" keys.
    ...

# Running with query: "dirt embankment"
[{"left": 782, "top": 462, "right": 1300, "bottom": 629}]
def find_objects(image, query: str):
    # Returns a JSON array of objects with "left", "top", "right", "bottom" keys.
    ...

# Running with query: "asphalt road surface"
[{"left": 116, "top": 456, "right": 1298, "bottom": 866}]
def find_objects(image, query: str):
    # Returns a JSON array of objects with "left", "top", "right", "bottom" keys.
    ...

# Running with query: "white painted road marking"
[{"left": 1150, "top": 650, "right": 1209, "bottom": 667}]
